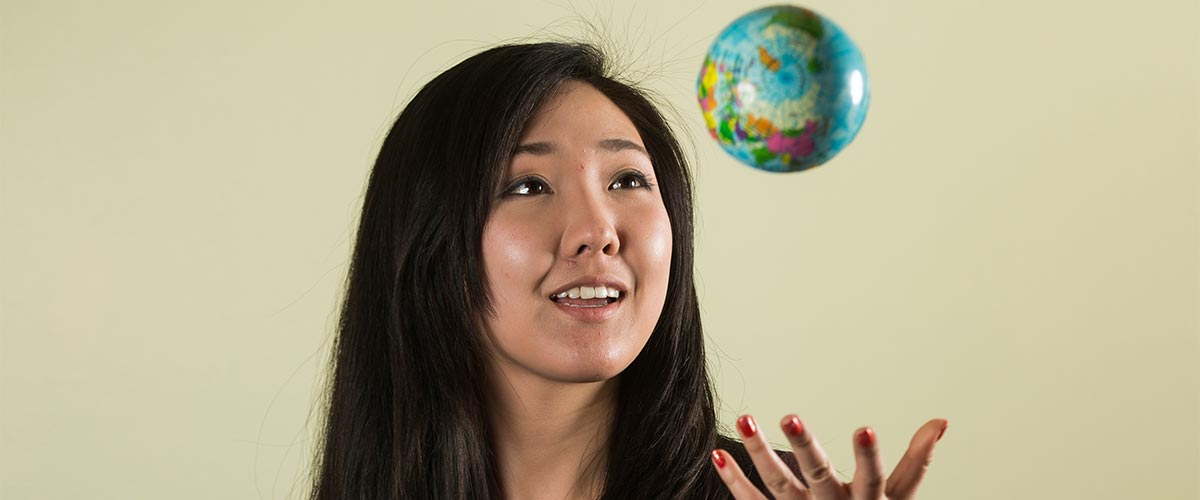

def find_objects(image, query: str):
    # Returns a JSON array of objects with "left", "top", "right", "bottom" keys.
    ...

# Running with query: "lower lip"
[{"left": 553, "top": 298, "right": 623, "bottom": 322}]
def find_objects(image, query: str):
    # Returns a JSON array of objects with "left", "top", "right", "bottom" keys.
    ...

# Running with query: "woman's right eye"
[{"left": 503, "top": 178, "right": 549, "bottom": 197}]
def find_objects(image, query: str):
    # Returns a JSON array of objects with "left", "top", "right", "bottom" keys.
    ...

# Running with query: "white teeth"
[{"left": 553, "top": 285, "right": 623, "bottom": 301}]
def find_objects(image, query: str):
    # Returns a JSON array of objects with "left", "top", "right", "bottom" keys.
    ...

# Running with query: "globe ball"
[{"left": 698, "top": 5, "right": 870, "bottom": 173}]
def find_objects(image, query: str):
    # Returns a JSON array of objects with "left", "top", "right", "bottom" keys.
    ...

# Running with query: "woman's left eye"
[{"left": 609, "top": 171, "right": 654, "bottom": 191}]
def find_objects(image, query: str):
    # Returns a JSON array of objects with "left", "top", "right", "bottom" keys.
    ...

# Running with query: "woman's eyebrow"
[
  {"left": 597, "top": 138, "right": 648, "bottom": 157},
  {"left": 513, "top": 139, "right": 648, "bottom": 157},
  {"left": 514, "top": 142, "right": 555, "bottom": 155}
]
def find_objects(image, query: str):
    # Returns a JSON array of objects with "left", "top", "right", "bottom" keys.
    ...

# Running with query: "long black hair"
[{"left": 310, "top": 42, "right": 731, "bottom": 499}]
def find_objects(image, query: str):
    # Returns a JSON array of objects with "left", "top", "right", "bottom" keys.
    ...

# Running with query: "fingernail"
[
  {"left": 736, "top": 415, "right": 758, "bottom": 438},
  {"left": 937, "top": 421, "right": 948, "bottom": 442},
  {"left": 711, "top": 449, "right": 726, "bottom": 469},
  {"left": 782, "top": 416, "right": 804, "bottom": 437},
  {"left": 856, "top": 428, "right": 875, "bottom": 448}
]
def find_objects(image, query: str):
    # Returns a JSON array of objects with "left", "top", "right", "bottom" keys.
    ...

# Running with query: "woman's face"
[{"left": 480, "top": 80, "right": 672, "bottom": 384}]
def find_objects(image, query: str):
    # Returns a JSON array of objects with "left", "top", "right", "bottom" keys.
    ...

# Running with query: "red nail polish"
[
  {"left": 711, "top": 449, "right": 726, "bottom": 469},
  {"left": 783, "top": 416, "right": 804, "bottom": 437},
  {"left": 857, "top": 428, "right": 875, "bottom": 447},
  {"left": 937, "top": 422, "right": 948, "bottom": 442},
  {"left": 736, "top": 415, "right": 758, "bottom": 438}
]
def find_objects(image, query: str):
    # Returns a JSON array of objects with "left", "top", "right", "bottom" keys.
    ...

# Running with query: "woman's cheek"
[
  {"left": 636, "top": 206, "right": 673, "bottom": 294},
  {"left": 488, "top": 216, "right": 544, "bottom": 281},
  {"left": 651, "top": 215, "right": 673, "bottom": 267},
  {"left": 481, "top": 222, "right": 531, "bottom": 322}
]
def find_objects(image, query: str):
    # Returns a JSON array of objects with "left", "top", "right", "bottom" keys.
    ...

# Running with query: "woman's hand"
[{"left": 712, "top": 415, "right": 948, "bottom": 500}]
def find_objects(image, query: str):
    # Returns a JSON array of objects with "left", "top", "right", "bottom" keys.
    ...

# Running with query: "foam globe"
[{"left": 698, "top": 5, "right": 869, "bottom": 173}]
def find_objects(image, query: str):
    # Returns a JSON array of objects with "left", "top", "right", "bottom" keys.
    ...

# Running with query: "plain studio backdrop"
[{"left": 2, "top": 0, "right": 1197, "bottom": 498}]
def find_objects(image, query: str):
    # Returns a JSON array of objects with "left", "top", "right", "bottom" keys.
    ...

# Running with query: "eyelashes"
[
  {"left": 504, "top": 177, "right": 550, "bottom": 196},
  {"left": 500, "top": 170, "right": 655, "bottom": 198},
  {"left": 607, "top": 171, "right": 655, "bottom": 191}
]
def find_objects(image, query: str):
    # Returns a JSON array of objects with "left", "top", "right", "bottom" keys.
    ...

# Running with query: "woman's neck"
[{"left": 487, "top": 368, "right": 618, "bottom": 500}]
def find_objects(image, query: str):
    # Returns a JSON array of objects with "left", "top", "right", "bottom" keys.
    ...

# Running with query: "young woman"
[{"left": 310, "top": 42, "right": 946, "bottom": 499}]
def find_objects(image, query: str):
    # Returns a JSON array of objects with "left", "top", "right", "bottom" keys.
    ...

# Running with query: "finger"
[
  {"left": 781, "top": 414, "right": 850, "bottom": 500},
  {"left": 884, "top": 419, "right": 948, "bottom": 500},
  {"left": 849, "top": 427, "right": 885, "bottom": 500},
  {"left": 712, "top": 449, "right": 770, "bottom": 500},
  {"left": 734, "top": 415, "right": 807, "bottom": 499}
]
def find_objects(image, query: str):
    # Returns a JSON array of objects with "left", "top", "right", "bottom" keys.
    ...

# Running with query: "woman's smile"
[
  {"left": 547, "top": 277, "right": 629, "bottom": 320},
  {"left": 552, "top": 293, "right": 623, "bottom": 322}
]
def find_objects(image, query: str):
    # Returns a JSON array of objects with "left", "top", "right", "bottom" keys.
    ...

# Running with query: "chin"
[
  {"left": 541, "top": 352, "right": 635, "bottom": 384},
  {"left": 487, "top": 322, "right": 655, "bottom": 385}
]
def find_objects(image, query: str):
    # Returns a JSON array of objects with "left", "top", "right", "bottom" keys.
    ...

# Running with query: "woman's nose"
[{"left": 560, "top": 199, "right": 620, "bottom": 258}]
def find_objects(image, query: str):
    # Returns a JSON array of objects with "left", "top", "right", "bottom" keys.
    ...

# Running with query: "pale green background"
[{"left": 2, "top": 0, "right": 1197, "bottom": 498}]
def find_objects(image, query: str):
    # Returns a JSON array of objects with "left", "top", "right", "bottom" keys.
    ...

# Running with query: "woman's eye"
[
  {"left": 504, "top": 178, "right": 549, "bottom": 196},
  {"left": 514, "top": 180, "right": 547, "bottom": 195},
  {"left": 609, "top": 172, "right": 653, "bottom": 191}
]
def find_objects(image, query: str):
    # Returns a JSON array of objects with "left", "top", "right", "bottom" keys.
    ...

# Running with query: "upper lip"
[{"left": 548, "top": 275, "right": 630, "bottom": 297}]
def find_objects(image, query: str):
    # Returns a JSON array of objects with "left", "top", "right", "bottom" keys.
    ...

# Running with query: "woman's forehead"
[{"left": 518, "top": 81, "right": 643, "bottom": 146}]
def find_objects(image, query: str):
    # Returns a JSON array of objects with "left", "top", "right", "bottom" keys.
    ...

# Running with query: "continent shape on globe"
[{"left": 699, "top": 5, "right": 869, "bottom": 173}]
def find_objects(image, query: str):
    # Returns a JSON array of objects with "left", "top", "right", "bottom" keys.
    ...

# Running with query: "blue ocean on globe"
[{"left": 699, "top": 5, "right": 869, "bottom": 173}]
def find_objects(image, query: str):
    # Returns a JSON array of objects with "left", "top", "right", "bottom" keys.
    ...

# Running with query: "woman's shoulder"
[{"left": 716, "top": 435, "right": 807, "bottom": 489}]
